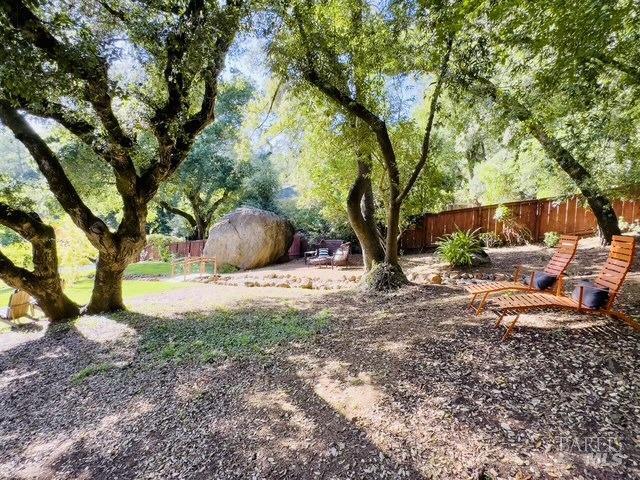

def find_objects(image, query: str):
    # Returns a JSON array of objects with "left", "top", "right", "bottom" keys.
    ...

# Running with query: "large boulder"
[{"left": 203, "top": 207, "right": 294, "bottom": 270}]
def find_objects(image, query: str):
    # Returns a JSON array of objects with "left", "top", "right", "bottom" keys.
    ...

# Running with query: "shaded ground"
[{"left": 1, "top": 237, "right": 639, "bottom": 479}]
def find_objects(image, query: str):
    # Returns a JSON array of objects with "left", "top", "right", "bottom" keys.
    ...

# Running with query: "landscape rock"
[
  {"left": 470, "top": 249, "right": 491, "bottom": 267},
  {"left": 203, "top": 207, "right": 294, "bottom": 270}
]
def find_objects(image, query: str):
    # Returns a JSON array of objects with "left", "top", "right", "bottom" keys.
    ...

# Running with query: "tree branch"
[
  {"left": 205, "top": 189, "right": 229, "bottom": 222},
  {"left": 591, "top": 53, "right": 640, "bottom": 85},
  {"left": 397, "top": 36, "right": 453, "bottom": 204},
  {"left": 151, "top": 0, "right": 207, "bottom": 136},
  {"left": 159, "top": 201, "right": 197, "bottom": 227},
  {"left": 139, "top": 0, "right": 243, "bottom": 197},
  {"left": 0, "top": 0, "right": 134, "bottom": 153},
  {"left": 0, "top": 0, "right": 135, "bottom": 174},
  {"left": 0, "top": 202, "right": 52, "bottom": 288},
  {"left": 0, "top": 101, "right": 113, "bottom": 248}
]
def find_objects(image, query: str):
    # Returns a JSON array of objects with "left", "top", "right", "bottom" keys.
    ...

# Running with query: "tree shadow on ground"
[{"left": 0, "top": 274, "right": 639, "bottom": 479}]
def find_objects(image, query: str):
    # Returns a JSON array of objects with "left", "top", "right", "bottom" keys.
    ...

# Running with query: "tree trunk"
[
  {"left": 527, "top": 123, "right": 621, "bottom": 245},
  {"left": 476, "top": 78, "right": 621, "bottom": 245},
  {"left": 385, "top": 201, "right": 401, "bottom": 265},
  {"left": 194, "top": 213, "right": 207, "bottom": 240},
  {"left": 87, "top": 256, "right": 127, "bottom": 313},
  {"left": 347, "top": 159, "right": 384, "bottom": 270},
  {"left": 33, "top": 282, "right": 80, "bottom": 322},
  {"left": 0, "top": 204, "right": 80, "bottom": 322},
  {"left": 87, "top": 202, "right": 147, "bottom": 313}
]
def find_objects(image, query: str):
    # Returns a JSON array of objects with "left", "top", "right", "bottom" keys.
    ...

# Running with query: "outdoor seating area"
[
  {"left": 492, "top": 235, "right": 639, "bottom": 340},
  {"left": 306, "top": 240, "right": 352, "bottom": 268},
  {"left": 466, "top": 234, "right": 579, "bottom": 314},
  {"left": 2, "top": 1, "right": 640, "bottom": 477},
  {"left": 2, "top": 235, "right": 639, "bottom": 479}
]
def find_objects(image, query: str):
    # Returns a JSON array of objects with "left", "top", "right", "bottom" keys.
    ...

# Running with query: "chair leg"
[
  {"left": 501, "top": 314, "right": 520, "bottom": 341},
  {"left": 476, "top": 292, "right": 490, "bottom": 316},
  {"left": 495, "top": 312, "right": 505, "bottom": 327},
  {"left": 468, "top": 293, "right": 478, "bottom": 310}
]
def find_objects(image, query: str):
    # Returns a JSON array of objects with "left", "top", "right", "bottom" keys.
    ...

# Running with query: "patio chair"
[
  {"left": 331, "top": 242, "right": 351, "bottom": 268},
  {"left": 0, "top": 289, "right": 35, "bottom": 327},
  {"left": 491, "top": 235, "right": 639, "bottom": 341},
  {"left": 465, "top": 234, "right": 579, "bottom": 315},
  {"left": 308, "top": 247, "right": 332, "bottom": 267}
]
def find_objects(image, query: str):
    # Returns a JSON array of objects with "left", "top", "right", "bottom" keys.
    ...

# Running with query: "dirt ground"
[{"left": 1, "top": 237, "right": 639, "bottom": 479}]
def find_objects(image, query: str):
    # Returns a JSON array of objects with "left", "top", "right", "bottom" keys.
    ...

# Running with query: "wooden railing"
[{"left": 170, "top": 256, "right": 217, "bottom": 280}]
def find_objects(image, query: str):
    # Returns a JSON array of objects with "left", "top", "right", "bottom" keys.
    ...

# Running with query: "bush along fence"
[{"left": 400, "top": 197, "right": 640, "bottom": 252}]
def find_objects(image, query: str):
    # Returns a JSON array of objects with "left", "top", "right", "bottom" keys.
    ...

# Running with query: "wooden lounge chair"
[
  {"left": 491, "top": 235, "right": 639, "bottom": 341},
  {"left": 0, "top": 289, "right": 35, "bottom": 328},
  {"left": 465, "top": 234, "right": 579, "bottom": 314}
]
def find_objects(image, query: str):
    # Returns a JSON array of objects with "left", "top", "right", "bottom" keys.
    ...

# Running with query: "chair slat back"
[
  {"left": 8, "top": 290, "right": 32, "bottom": 320},
  {"left": 333, "top": 242, "right": 351, "bottom": 261},
  {"left": 543, "top": 235, "right": 580, "bottom": 277},
  {"left": 595, "top": 235, "right": 636, "bottom": 304}
]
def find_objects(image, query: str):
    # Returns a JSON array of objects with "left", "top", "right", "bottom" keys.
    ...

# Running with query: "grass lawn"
[
  {"left": 124, "top": 261, "right": 171, "bottom": 277},
  {"left": 124, "top": 261, "right": 218, "bottom": 277},
  {"left": 0, "top": 278, "right": 190, "bottom": 307}
]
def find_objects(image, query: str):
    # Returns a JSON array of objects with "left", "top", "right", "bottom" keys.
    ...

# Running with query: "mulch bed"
[{"left": 1, "top": 240, "right": 639, "bottom": 479}]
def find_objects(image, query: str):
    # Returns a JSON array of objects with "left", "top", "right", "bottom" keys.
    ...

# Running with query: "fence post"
[{"left": 533, "top": 200, "right": 542, "bottom": 242}]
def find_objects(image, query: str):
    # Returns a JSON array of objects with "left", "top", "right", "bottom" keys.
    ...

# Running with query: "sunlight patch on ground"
[
  {"left": 311, "top": 361, "right": 385, "bottom": 422},
  {"left": 7, "top": 399, "right": 155, "bottom": 480},
  {"left": 374, "top": 340, "right": 411, "bottom": 357},
  {"left": 0, "top": 369, "right": 38, "bottom": 390},
  {"left": 127, "top": 284, "right": 329, "bottom": 318},
  {"left": 0, "top": 323, "right": 46, "bottom": 353},
  {"left": 75, "top": 315, "right": 137, "bottom": 343}
]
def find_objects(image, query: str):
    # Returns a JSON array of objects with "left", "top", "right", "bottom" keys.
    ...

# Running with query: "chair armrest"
[{"left": 513, "top": 265, "right": 524, "bottom": 282}]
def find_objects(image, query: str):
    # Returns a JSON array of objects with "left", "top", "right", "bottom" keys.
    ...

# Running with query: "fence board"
[{"left": 400, "top": 197, "right": 639, "bottom": 252}]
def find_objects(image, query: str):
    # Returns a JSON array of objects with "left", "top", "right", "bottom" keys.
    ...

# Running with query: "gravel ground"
[{"left": 1, "top": 238, "right": 639, "bottom": 479}]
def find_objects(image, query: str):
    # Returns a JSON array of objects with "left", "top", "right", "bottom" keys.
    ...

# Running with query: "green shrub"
[
  {"left": 436, "top": 229, "right": 484, "bottom": 267},
  {"left": 479, "top": 232, "right": 503, "bottom": 248},
  {"left": 71, "top": 362, "right": 117, "bottom": 384},
  {"left": 543, "top": 231, "right": 561, "bottom": 248},
  {"left": 145, "top": 234, "right": 181, "bottom": 262},
  {"left": 218, "top": 263, "right": 239, "bottom": 274}
]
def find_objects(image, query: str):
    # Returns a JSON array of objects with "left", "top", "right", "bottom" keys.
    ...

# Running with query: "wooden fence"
[
  {"left": 400, "top": 197, "right": 640, "bottom": 252},
  {"left": 169, "top": 239, "right": 206, "bottom": 258}
]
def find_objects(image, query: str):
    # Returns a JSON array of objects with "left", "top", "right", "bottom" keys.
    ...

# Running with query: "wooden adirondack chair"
[
  {"left": 0, "top": 290, "right": 35, "bottom": 327},
  {"left": 466, "top": 234, "right": 579, "bottom": 314},
  {"left": 491, "top": 235, "right": 639, "bottom": 341}
]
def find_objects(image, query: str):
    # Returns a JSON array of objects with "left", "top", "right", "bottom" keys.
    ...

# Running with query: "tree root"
[{"left": 360, "top": 262, "right": 408, "bottom": 292}]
